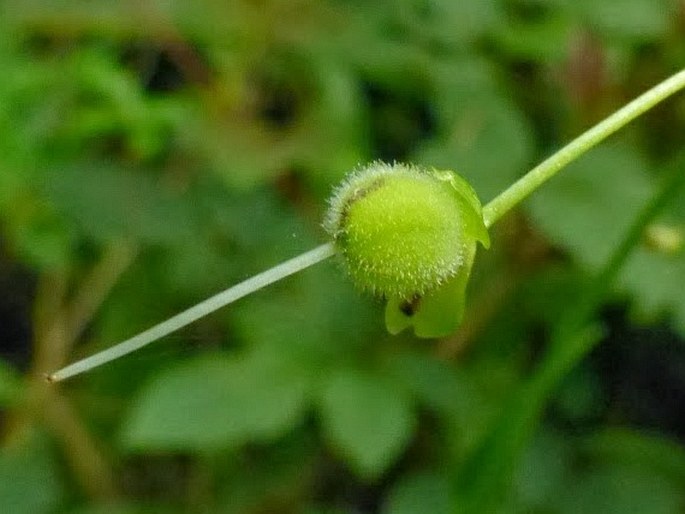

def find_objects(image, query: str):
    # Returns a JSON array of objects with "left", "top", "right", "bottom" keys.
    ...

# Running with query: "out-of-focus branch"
[{"left": 9, "top": 240, "right": 137, "bottom": 500}]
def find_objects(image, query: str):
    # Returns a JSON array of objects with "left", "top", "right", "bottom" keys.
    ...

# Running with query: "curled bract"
[{"left": 324, "top": 161, "right": 490, "bottom": 337}]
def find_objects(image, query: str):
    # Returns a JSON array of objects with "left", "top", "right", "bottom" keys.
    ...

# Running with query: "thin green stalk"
[
  {"left": 48, "top": 243, "right": 336, "bottom": 382},
  {"left": 482, "top": 68, "right": 685, "bottom": 227},
  {"left": 48, "top": 69, "right": 685, "bottom": 382}
]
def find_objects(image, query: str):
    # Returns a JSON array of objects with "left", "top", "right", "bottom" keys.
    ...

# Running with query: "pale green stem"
[
  {"left": 482, "top": 68, "right": 685, "bottom": 228},
  {"left": 49, "top": 70, "right": 685, "bottom": 382},
  {"left": 48, "top": 243, "right": 336, "bottom": 382}
]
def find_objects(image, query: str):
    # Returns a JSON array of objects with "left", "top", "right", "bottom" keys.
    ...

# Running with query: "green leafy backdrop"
[{"left": 1, "top": 1, "right": 685, "bottom": 513}]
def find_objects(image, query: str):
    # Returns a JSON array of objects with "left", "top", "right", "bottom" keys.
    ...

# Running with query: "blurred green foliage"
[{"left": 1, "top": 0, "right": 685, "bottom": 513}]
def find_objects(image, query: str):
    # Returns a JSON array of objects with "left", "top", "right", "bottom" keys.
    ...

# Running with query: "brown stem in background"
[
  {"left": 63, "top": 242, "right": 136, "bottom": 350},
  {"left": 41, "top": 390, "right": 119, "bottom": 499},
  {"left": 8, "top": 241, "right": 136, "bottom": 500}
]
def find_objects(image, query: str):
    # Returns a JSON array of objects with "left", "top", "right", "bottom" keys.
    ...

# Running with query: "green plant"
[
  {"left": 4, "top": 3, "right": 685, "bottom": 514},
  {"left": 48, "top": 68, "right": 685, "bottom": 383}
]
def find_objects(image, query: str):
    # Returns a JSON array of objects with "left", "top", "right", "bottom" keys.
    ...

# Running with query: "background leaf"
[
  {"left": 122, "top": 346, "right": 310, "bottom": 451},
  {"left": 0, "top": 434, "right": 64, "bottom": 514},
  {"left": 318, "top": 369, "right": 416, "bottom": 479},
  {"left": 382, "top": 472, "right": 452, "bottom": 514}
]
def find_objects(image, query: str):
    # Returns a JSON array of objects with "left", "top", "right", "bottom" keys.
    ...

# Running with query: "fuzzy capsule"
[{"left": 324, "top": 162, "right": 490, "bottom": 336}]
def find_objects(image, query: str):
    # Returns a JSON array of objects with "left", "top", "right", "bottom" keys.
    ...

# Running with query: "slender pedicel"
[
  {"left": 482, "top": 68, "right": 685, "bottom": 227},
  {"left": 48, "top": 69, "right": 685, "bottom": 382},
  {"left": 47, "top": 243, "right": 335, "bottom": 382}
]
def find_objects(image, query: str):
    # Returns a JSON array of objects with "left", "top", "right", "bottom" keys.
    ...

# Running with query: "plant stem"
[
  {"left": 48, "top": 242, "right": 336, "bottom": 382},
  {"left": 482, "top": 68, "right": 685, "bottom": 228},
  {"left": 48, "top": 69, "right": 685, "bottom": 382}
]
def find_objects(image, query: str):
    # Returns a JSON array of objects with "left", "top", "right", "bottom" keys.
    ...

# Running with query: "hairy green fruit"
[{"left": 324, "top": 162, "right": 490, "bottom": 337}]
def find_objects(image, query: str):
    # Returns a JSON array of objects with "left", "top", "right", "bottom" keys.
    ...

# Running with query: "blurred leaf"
[
  {"left": 11, "top": 210, "right": 74, "bottom": 270},
  {"left": 557, "top": 463, "right": 683, "bottom": 514},
  {"left": 280, "top": 54, "right": 367, "bottom": 192},
  {"left": 42, "top": 164, "right": 196, "bottom": 245},
  {"left": 582, "top": 428, "right": 685, "bottom": 483},
  {"left": 345, "top": 0, "right": 501, "bottom": 54},
  {"left": 198, "top": 50, "right": 364, "bottom": 191},
  {"left": 553, "top": 365, "right": 605, "bottom": 422},
  {"left": 0, "top": 434, "right": 64, "bottom": 514},
  {"left": 215, "top": 431, "right": 318, "bottom": 514},
  {"left": 158, "top": 183, "right": 313, "bottom": 294},
  {"left": 231, "top": 261, "right": 382, "bottom": 365},
  {"left": 513, "top": 429, "right": 572, "bottom": 511},
  {"left": 528, "top": 144, "right": 654, "bottom": 268},
  {"left": 386, "top": 349, "right": 500, "bottom": 457},
  {"left": 454, "top": 324, "right": 605, "bottom": 513},
  {"left": 418, "top": 86, "right": 533, "bottom": 202},
  {"left": 494, "top": 11, "right": 574, "bottom": 63},
  {"left": 620, "top": 229, "right": 685, "bottom": 336},
  {"left": 382, "top": 472, "right": 452, "bottom": 514},
  {"left": 318, "top": 369, "right": 415, "bottom": 479},
  {"left": 0, "top": 359, "right": 23, "bottom": 406},
  {"left": 300, "top": 507, "right": 349, "bottom": 514},
  {"left": 456, "top": 163, "right": 684, "bottom": 513},
  {"left": 393, "top": 0, "right": 502, "bottom": 47},
  {"left": 67, "top": 504, "right": 165, "bottom": 514},
  {"left": 384, "top": 350, "right": 471, "bottom": 418},
  {"left": 529, "top": 147, "right": 685, "bottom": 335},
  {"left": 122, "top": 345, "right": 310, "bottom": 450},
  {"left": 573, "top": 0, "right": 674, "bottom": 41},
  {"left": 517, "top": 266, "right": 587, "bottom": 328}
]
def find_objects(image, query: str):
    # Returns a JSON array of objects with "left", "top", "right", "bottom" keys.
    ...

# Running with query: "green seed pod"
[{"left": 324, "top": 162, "right": 490, "bottom": 337}]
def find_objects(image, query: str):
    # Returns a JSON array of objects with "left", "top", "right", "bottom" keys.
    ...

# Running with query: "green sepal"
[
  {"left": 384, "top": 169, "right": 489, "bottom": 338},
  {"left": 385, "top": 243, "right": 477, "bottom": 338},
  {"left": 432, "top": 169, "right": 490, "bottom": 249}
]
